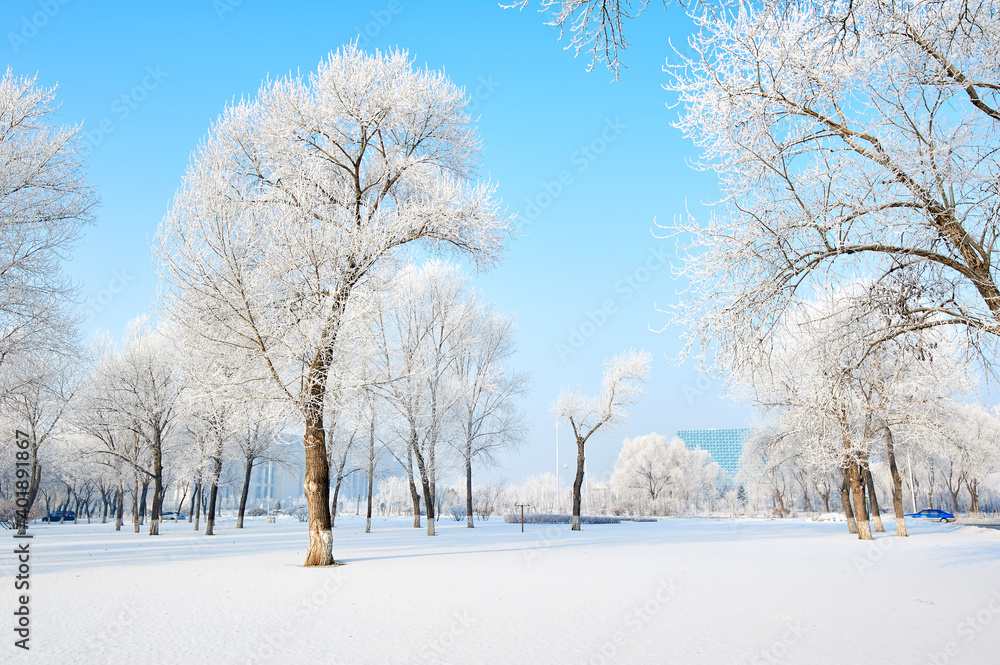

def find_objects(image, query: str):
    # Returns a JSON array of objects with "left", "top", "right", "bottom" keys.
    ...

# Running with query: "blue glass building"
[{"left": 675, "top": 428, "right": 752, "bottom": 478}]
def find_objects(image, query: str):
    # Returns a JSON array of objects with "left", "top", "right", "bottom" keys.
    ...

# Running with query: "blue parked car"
[
  {"left": 41, "top": 510, "right": 75, "bottom": 522},
  {"left": 904, "top": 509, "right": 955, "bottom": 523}
]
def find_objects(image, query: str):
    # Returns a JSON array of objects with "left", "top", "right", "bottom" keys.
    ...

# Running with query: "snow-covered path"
[{"left": 3, "top": 516, "right": 998, "bottom": 664}]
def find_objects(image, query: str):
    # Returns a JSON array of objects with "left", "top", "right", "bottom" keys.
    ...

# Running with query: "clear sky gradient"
[{"left": 5, "top": 0, "right": 752, "bottom": 484}]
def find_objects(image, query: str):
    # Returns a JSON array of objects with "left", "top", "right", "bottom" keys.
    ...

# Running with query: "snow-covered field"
[{"left": 3, "top": 516, "right": 999, "bottom": 665}]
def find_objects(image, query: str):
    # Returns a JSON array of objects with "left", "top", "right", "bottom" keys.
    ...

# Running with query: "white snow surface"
[{"left": 3, "top": 516, "right": 999, "bottom": 664}]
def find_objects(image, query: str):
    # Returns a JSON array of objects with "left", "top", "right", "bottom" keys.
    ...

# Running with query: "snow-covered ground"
[{"left": 3, "top": 515, "right": 999, "bottom": 664}]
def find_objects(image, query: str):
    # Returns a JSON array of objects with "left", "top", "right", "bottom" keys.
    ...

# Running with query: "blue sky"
[{"left": 5, "top": 0, "right": 751, "bottom": 483}]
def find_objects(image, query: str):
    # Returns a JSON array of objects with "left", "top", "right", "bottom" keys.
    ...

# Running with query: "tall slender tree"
[
  {"left": 156, "top": 46, "right": 512, "bottom": 566},
  {"left": 552, "top": 350, "right": 651, "bottom": 530}
]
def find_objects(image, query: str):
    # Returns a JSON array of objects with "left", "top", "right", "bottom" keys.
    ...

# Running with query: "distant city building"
[{"left": 675, "top": 428, "right": 753, "bottom": 478}]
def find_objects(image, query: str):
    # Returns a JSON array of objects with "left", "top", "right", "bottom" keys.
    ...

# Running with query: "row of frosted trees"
[
  {"left": 733, "top": 285, "right": 1000, "bottom": 537},
  {"left": 0, "top": 260, "right": 529, "bottom": 541}
]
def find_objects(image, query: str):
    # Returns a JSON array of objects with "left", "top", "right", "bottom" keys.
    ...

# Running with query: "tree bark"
[
  {"left": 331, "top": 475, "right": 343, "bottom": 529},
  {"left": 773, "top": 489, "right": 788, "bottom": 517},
  {"left": 816, "top": 480, "right": 832, "bottom": 514},
  {"left": 303, "top": 414, "right": 334, "bottom": 565},
  {"left": 841, "top": 471, "right": 857, "bottom": 535},
  {"left": 237, "top": 456, "right": 254, "bottom": 529},
  {"left": 205, "top": 454, "right": 223, "bottom": 536},
  {"left": 885, "top": 427, "right": 907, "bottom": 537},
  {"left": 466, "top": 454, "right": 474, "bottom": 529},
  {"left": 365, "top": 466, "right": 374, "bottom": 534},
  {"left": 194, "top": 483, "right": 202, "bottom": 531},
  {"left": 862, "top": 463, "right": 885, "bottom": 533},
  {"left": 132, "top": 474, "right": 141, "bottom": 533},
  {"left": 409, "top": 429, "right": 436, "bottom": 536},
  {"left": 966, "top": 478, "right": 980, "bottom": 518},
  {"left": 406, "top": 443, "right": 421, "bottom": 528},
  {"left": 188, "top": 482, "right": 197, "bottom": 524},
  {"left": 149, "top": 429, "right": 163, "bottom": 536},
  {"left": 572, "top": 437, "right": 585, "bottom": 531},
  {"left": 138, "top": 479, "right": 149, "bottom": 526},
  {"left": 17, "top": 438, "right": 42, "bottom": 536},
  {"left": 175, "top": 486, "right": 188, "bottom": 520},
  {"left": 846, "top": 463, "right": 873, "bottom": 540},
  {"left": 115, "top": 483, "right": 124, "bottom": 531}
]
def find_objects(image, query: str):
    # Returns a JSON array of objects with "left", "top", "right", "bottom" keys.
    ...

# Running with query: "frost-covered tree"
[
  {"left": 450, "top": 292, "right": 528, "bottom": 528},
  {"left": 742, "top": 284, "right": 975, "bottom": 537},
  {"left": 504, "top": 0, "right": 651, "bottom": 77},
  {"left": 925, "top": 401, "right": 1000, "bottom": 516},
  {"left": 232, "top": 404, "right": 284, "bottom": 529},
  {"left": 0, "top": 349, "right": 80, "bottom": 533},
  {"left": 156, "top": 46, "right": 512, "bottom": 565},
  {"left": 0, "top": 69, "right": 97, "bottom": 371},
  {"left": 552, "top": 349, "right": 650, "bottom": 530},
  {"left": 78, "top": 319, "right": 182, "bottom": 536},
  {"left": 664, "top": 0, "right": 1000, "bottom": 380},
  {"left": 611, "top": 433, "right": 722, "bottom": 516},
  {"left": 374, "top": 262, "right": 475, "bottom": 536}
]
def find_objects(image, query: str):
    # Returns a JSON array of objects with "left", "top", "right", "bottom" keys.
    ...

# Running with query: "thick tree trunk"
[
  {"left": 101, "top": 492, "right": 109, "bottom": 524},
  {"left": 237, "top": 456, "right": 254, "bottom": 529},
  {"left": 841, "top": 471, "right": 857, "bottom": 535},
  {"left": 885, "top": 428, "right": 907, "bottom": 537},
  {"left": 862, "top": 464, "right": 885, "bottom": 533},
  {"left": 303, "top": 415, "right": 334, "bottom": 565},
  {"left": 572, "top": 437, "right": 585, "bottom": 531},
  {"left": 466, "top": 454, "right": 474, "bottom": 528},
  {"left": 847, "top": 464, "right": 873, "bottom": 540}
]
